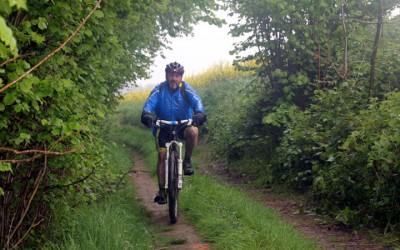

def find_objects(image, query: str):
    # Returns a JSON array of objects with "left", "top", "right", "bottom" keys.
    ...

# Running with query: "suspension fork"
[
  {"left": 164, "top": 142, "right": 170, "bottom": 190},
  {"left": 177, "top": 142, "right": 183, "bottom": 189},
  {"left": 164, "top": 140, "right": 184, "bottom": 190}
]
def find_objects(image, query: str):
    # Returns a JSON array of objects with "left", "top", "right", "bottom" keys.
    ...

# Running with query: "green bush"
[
  {"left": 275, "top": 83, "right": 366, "bottom": 187},
  {"left": 325, "top": 92, "right": 400, "bottom": 229},
  {"left": 276, "top": 85, "right": 400, "bottom": 229}
]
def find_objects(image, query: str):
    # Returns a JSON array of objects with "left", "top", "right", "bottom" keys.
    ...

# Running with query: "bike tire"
[{"left": 168, "top": 150, "right": 179, "bottom": 224}]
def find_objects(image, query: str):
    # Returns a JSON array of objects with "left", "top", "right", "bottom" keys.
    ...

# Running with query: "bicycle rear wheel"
[{"left": 168, "top": 150, "right": 179, "bottom": 224}]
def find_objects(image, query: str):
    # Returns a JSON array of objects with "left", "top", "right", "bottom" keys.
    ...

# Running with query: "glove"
[
  {"left": 192, "top": 112, "right": 206, "bottom": 127},
  {"left": 141, "top": 113, "right": 153, "bottom": 128}
]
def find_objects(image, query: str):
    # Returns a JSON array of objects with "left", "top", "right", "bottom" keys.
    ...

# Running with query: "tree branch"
[
  {"left": 0, "top": 146, "right": 83, "bottom": 155},
  {"left": 0, "top": 0, "right": 103, "bottom": 94},
  {"left": 350, "top": 18, "right": 400, "bottom": 24},
  {"left": 369, "top": 0, "right": 384, "bottom": 97},
  {"left": 0, "top": 147, "right": 83, "bottom": 163},
  {"left": 41, "top": 167, "right": 95, "bottom": 190},
  {"left": 12, "top": 218, "right": 44, "bottom": 249},
  {"left": 115, "top": 170, "right": 135, "bottom": 189},
  {"left": 5, "top": 155, "right": 47, "bottom": 249},
  {"left": 341, "top": 4, "right": 348, "bottom": 80},
  {"left": 0, "top": 52, "right": 34, "bottom": 68}
]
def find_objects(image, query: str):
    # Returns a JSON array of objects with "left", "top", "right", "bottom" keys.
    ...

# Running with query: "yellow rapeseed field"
[{"left": 122, "top": 61, "right": 255, "bottom": 103}]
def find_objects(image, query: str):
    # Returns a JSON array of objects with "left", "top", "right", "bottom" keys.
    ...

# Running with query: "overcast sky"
[{"left": 132, "top": 11, "right": 240, "bottom": 91}]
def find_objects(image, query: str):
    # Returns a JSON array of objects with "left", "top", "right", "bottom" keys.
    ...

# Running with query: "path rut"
[{"left": 130, "top": 153, "right": 210, "bottom": 250}]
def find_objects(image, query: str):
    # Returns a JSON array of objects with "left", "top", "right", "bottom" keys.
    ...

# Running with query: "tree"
[{"left": 227, "top": 0, "right": 400, "bottom": 99}]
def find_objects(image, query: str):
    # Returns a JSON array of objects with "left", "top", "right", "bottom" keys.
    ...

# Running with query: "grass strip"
[
  {"left": 45, "top": 186, "right": 156, "bottom": 250},
  {"left": 181, "top": 175, "right": 318, "bottom": 249}
]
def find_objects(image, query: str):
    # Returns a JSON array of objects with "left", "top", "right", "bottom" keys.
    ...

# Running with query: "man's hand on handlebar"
[
  {"left": 193, "top": 112, "right": 206, "bottom": 127},
  {"left": 141, "top": 113, "right": 153, "bottom": 128}
]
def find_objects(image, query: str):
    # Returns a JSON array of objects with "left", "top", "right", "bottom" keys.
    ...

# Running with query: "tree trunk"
[{"left": 369, "top": 0, "right": 383, "bottom": 97}]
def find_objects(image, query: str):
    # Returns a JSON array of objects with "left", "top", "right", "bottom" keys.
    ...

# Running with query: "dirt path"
[{"left": 130, "top": 153, "right": 210, "bottom": 250}]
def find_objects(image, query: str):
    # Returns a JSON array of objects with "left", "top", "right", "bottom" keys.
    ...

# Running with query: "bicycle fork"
[{"left": 165, "top": 140, "right": 184, "bottom": 190}]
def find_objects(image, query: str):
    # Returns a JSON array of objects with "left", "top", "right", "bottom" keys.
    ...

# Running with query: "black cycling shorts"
[{"left": 155, "top": 125, "right": 188, "bottom": 151}]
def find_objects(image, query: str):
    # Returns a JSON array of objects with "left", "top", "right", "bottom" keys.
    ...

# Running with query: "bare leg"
[
  {"left": 157, "top": 150, "right": 167, "bottom": 189},
  {"left": 184, "top": 126, "right": 199, "bottom": 159}
]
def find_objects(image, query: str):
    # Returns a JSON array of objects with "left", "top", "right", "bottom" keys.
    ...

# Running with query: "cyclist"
[{"left": 140, "top": 62, "right": 206, "bottom": 205}]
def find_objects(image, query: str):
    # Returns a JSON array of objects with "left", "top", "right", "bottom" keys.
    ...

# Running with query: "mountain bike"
[{"left": 155, "top": 119, "right": 192, "bottom": 224}]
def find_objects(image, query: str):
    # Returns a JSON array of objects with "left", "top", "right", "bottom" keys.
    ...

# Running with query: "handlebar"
[{"left": 155, "top": 119, "right": 193, "bottom": 127}]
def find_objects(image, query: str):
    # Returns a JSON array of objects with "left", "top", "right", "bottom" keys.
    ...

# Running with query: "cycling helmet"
[{"left": 165, "top": 62, "right": 185, "bottom": 75}]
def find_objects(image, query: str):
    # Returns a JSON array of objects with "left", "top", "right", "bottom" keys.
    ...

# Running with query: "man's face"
[{"left": 166, "top": 72, "right": 182, "bottom": 91}]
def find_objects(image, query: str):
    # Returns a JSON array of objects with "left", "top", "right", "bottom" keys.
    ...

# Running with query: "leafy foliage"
[{"left": 0, "top": 0, "right": 222, "bottom": 248}]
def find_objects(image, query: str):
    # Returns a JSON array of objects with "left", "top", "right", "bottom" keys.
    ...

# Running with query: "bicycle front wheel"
[{"left": 168, "top": 150, "right": 179, "bottom": 224}]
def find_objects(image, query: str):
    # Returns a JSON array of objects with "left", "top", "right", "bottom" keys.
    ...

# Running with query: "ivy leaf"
[
  {"left": 19, "top": 78, "right": 33, "bottom": 93},
  {"left": 94, "top": 10, "right": 104, "bottom": 19},
  {"left": 0, "top": 162, "right": 12, "bottom": 172},
  {"left": 61, "top": 78, "right": 73, "bottom": 88},
  {"left": 38, "top": 17, "right": 48, "bottom": 30},
  {"left": 68, "top": 121, "right": 81, "bottom": 131},
  {"left": 62, "top": 124, "right": 72, "bottom": 135},
  {"left": 0, "top": 2, "right": 11, "bottom": 15},
  {"left": 29, "top": 30, "right": 45, "bottom": 45},
  {"left": 0, "top": 16, "right": 18, "bottom": 56},
  {"left": 19, "top": 132, "right": 31, "bottom": 139},
  {"left": 3, "top": 92, "right": 16, "bottom": 105},
  {"left": 262, "top": 113, "right": 280, "bottom": 126},
  {"left": 32, "top": 100, "right": 39, "bottom": 111},
  {"left": 0, "top": 42, "right": 9, "bottom": 58},
  {"left": 13, "top": 0, "right": 28, "bottom": 10}
]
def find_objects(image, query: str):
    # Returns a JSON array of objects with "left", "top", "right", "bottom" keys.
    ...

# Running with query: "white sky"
[{"left": 131, "top": 11, "right": 240, "bottom": 91}]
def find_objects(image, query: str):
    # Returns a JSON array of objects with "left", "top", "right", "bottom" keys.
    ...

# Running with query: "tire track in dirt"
[{"left": 130, "top": 153, "right": 210, "bottom": 250}]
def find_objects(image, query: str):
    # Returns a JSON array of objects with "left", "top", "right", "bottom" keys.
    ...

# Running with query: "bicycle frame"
[
  {"left": 156, "top": 119, "right": 192, "bottom": 224},
  {"left": 155, "top": 119, "right": 192, "bottom": 191}
]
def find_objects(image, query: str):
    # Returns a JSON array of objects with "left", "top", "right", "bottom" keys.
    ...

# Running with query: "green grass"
[
  {"left": 45, "top": 186, "right": 155, "bottom": 250},
  {"left": 180, "top": 175, "right": 318, "bottom": 249}
]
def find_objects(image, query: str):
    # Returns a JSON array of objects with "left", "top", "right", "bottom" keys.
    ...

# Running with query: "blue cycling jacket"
[{"left": 142, "top": 81, "right": 205, "bottom": 121}]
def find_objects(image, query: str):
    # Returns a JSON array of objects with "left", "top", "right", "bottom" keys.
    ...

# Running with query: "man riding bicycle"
[{"left": 140, "top": 62, "right": 206, "bottom": 205}]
